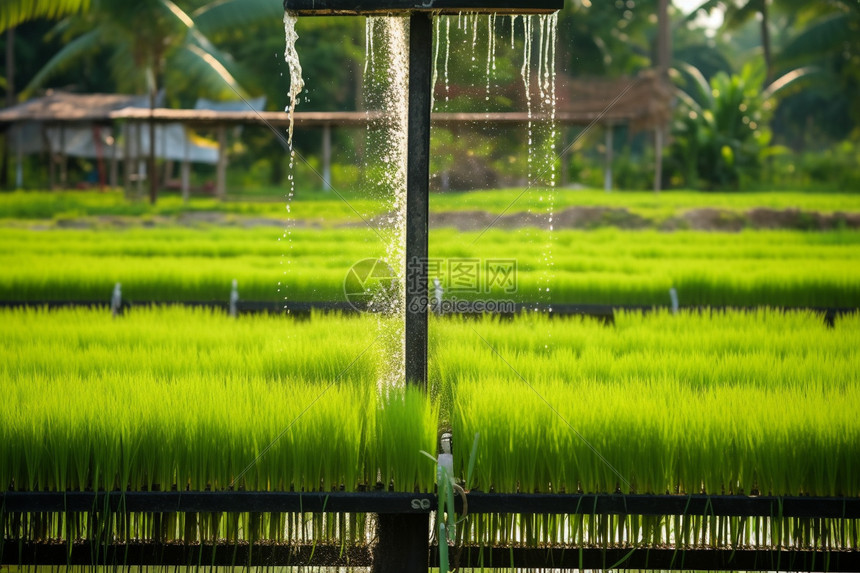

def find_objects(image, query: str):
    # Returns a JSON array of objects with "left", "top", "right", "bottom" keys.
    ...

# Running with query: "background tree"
[
  {"left": 16, "top": 0, "right": 283, "bottom": 201},
  {"left": 771, "top": 0, "right": 859, "bottom": 147},
  {"left": 1, "top": 0, "right": 91, "bottom": 187}
]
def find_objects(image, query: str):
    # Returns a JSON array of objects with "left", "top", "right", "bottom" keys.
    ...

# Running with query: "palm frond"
[
  {"left": 678, "top": 0, "right": 724, "bottom": 25},
  {"left": 672, "top": 62, "right": 713, "bottom": 108},
  {"left": 192, "top": 0, "right": 283, "bottom": 36},
  {"left": 108, "top": 42, "right": 146, "bottom": 94},
  {"left": 778, "top": 13, "right": 852, "bottom": 64},
  {"left": 170, "top": 43, "right": 248, "bottom": 100},
  {"left": 762, "top": 66, "right": 825, "bottom": 100},
  {"left": 22, "top": 28, "right": 104, "bottom": 97},
  {"left": 0, "top": 0, "right": 90, "bottom": 32},
  {"left": 723, "top": 0, "right": 762, "bottom": 29}
]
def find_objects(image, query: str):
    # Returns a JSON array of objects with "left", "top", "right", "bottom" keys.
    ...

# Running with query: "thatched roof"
[
  {"left": 555, "top": 70, "right": 673, "bottom": 130},
  {"left": 0, "top": 92, "right": 141, "bottom": 124},
  {"left": 109, "top": 108, "right": 383, "bottom": 127},
  {"left": 1, "top": 72, "right": 672, "bottom": 130}
]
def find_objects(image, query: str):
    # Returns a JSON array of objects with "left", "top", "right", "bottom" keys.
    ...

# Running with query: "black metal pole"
[
  {"left": 373, "top": 14, "right": 432, "bottom": 573},
  {"left": 404, "top": 13, "right": 432, "bottom": 391}
]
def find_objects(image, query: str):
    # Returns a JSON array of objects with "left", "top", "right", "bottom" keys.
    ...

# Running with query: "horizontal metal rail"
[
  {"left": 0, "top": 299, "right": 855, "bottom": 322},
  {"left": 4, "top": 492, "right": 858, "bottom": 571},
  {"left": 3, "top": 491, "right": 859, "bottom": 518},
  {"left": 1, "top": 491, "right": 432, "bottom": 514}
]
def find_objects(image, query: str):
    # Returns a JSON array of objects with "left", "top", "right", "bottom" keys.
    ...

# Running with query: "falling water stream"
[
  {"left": 283, "top": 12, "right": 559, "bottom": 387},
  {"left": 364, "top": 16, "right": 410, "bottom": 392},
  {"left": 280, "top": 13, "right": 307, "bottom": 312}
]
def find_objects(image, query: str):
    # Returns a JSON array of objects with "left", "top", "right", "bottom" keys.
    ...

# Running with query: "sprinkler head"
[
  {"left": 441, "top": 432, "right": 453, "bottom": 454},
  {"left": 284, "top": 0, "right": 563, "bottom": 15}
]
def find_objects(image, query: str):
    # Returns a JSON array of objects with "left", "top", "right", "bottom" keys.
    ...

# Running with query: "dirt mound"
[
  {"left": 679, "top": 208, "right": 747, "bottom": 231},
  {"left": 23, "top": 206, "right": 860, "bottom": 232},
  {"left": 429, "top": 206, "right": 650, "bottom": 231},
  {"left": 428, "top": 206, "right": 860, "bottom": 232},
  {"left": 747, "top": 208, "right": 860, "bottom": 230}
]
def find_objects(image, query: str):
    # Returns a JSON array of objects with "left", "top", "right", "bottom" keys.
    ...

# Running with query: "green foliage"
[
  {"left": 767, "top": 142, "right": 860, "bottom": 191},
  {"left": 775, "top": 0, "right": 860, "bottom": 138},
  {"left": 670, "top": 62, "right": 778, "bottom": 190},
  {"left": 23, "top": 0, "right": 259, "bottom": 102},
  {"left": 557, "top": 0, "right": 656, "bottom": 77},
  {"left": 0, "top": 0, "right": 90, "bottom": 33}
]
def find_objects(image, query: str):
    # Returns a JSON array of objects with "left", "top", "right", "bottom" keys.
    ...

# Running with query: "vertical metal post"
[
  {"left": 372, "top": 513, "right": 429, "bottom": 573},
  {"left": 405, "top": 13, "right": 431, "bottom": 391},
  {"left": 373, "top": 14, "right": 432, "bottom": 573}
]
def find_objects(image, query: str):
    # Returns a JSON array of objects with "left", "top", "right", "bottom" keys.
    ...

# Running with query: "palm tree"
[
  {"left": 775, "top": 0, "right": 859, "bottom": 143},
  {"left": 21, "top": 0, "right": 280, "bottom": 203},
  {"left": 1, "top": 0, "right": 90, "bottom": 33},
  {"left": 686, "top": 0, "right": 776, "bottom": 83},
  {"left": 2, "top": 0, "right": 91, "bottom": 186}
]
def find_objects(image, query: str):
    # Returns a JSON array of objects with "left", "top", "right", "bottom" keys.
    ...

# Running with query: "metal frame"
[
  {"left": 4, "top": 492, "right": 858, "bottom": 570},
  {"left": 283, "top": 0, "right": 563, "bottom": 15},
  {"left": 4, "top": 491, "right": 859, "bottom": 517}
]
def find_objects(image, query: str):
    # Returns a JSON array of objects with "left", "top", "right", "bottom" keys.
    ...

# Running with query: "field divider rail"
[{"left": 3, "top": 491, "right": 858, "bottom": 518}]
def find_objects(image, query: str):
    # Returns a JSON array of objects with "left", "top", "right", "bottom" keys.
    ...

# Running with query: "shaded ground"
[
  {"left": 23, "top": 206, "right": 860, "bottom": 231},
  {"left": 430, "top": 206, "right": 860, "bottom": 231}
]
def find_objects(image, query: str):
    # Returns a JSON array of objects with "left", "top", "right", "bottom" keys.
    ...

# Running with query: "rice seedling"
[
  {"left": 2, "top": 226, "right": 859, "bottom": 307},
  {"left": 4, "top": 305, "right": 858, "bottom": 499},
  {"left": 2, "top": 306, "right": 858, "bottom": 556},
  {"left": 4, "top": 189, "right": 860, "bottom": 221},
  {"left": 437, "top": 309, "right": 860, "bottom": 498},
  {"left": 0, "top": 307, "right": 435, "bottom": 493}
]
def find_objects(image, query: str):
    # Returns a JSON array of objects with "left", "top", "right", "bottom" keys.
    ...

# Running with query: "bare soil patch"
[{"left": 19, "top": 206, "right": 860, "bottom": 231}]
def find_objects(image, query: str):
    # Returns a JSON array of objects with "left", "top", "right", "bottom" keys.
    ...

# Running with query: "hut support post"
[
  {"left": 559, "top": 127, "right": 570, "bottom": 187},
  {"left": 136, "top": 124, "right": 144, "bottom": 198},
  {"left": 216, "top": 125, "right": 227, "bottom": 199},
  {"left": 123, "top": 123, "right": 132, "bottom": 196},
  {"left": 322, "top": 123, "right": 332, "bottom": 191},
  {"left": 654, "top": 126, "right": 663, "bottom": 193},
  {"left": 15, "top": 126, "right": 23, "bottom": 189},
  {"left": 109, "top": 126, "right": 119, "bottom": 188},
  {"left": 603, "top": 124, "right": 613, "bottom": 192},
  {"left": 44, "top": 126, "right": 55, "bottom": 190},
  {"left": 59, "top": 125, "right": 67, "bottom": 189},
  {"left": 182, "top": 128, "right": 191, "bottom": 203}
]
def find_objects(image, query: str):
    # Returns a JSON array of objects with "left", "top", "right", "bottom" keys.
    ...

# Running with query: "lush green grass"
[
  {"left": 430, "top": 188, "right": 860, "bottom": 217},
  {"left": 0, "top": 189, "right": 386, "bottom": 224},
  {"left": 2, "top": 307, "right": 857, "bottom": 499},
  {"left": 1, "top": 188, "right": 858, "bottom": 223},
  {"left": 2, "top": 226, "right": 859, "bottom": 307}
]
